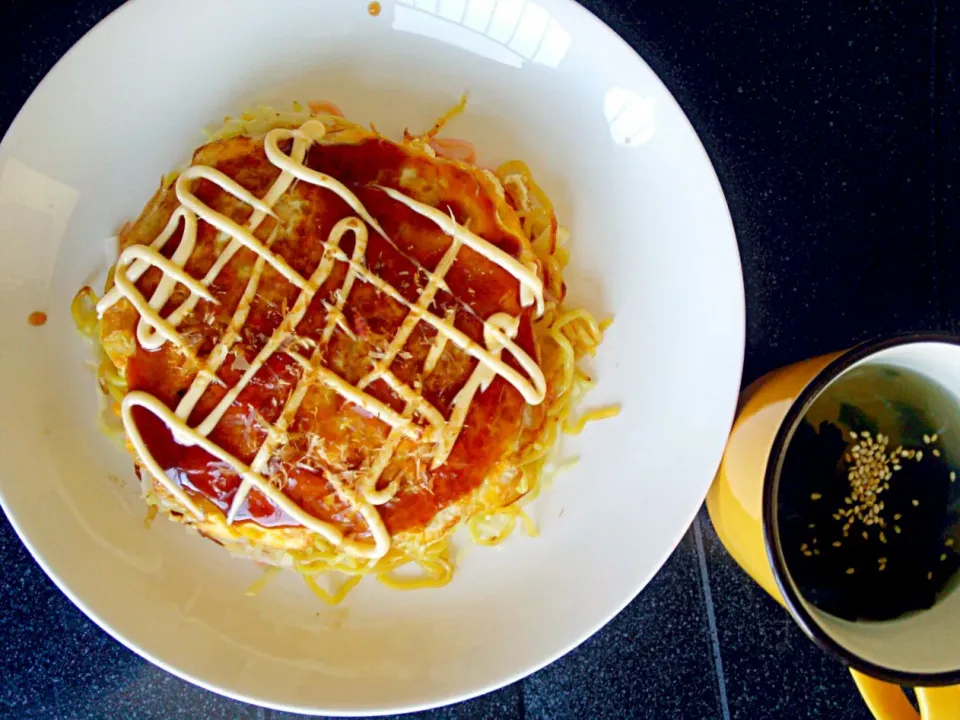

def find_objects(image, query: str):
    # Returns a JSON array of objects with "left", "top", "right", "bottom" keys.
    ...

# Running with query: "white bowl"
[{"left": 0, "top": 0, "right": 744, "bottom": 714}]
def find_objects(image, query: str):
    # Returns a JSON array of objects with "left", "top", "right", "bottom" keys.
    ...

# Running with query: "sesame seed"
[
  {"left": 942, "top": 554, "right": 948, "bottom": 562},
  {"left": 810, "top": 493, "right": 822, "bottom": 500},
  {"left": 928, "top": 572, "right": 933, "bottom": 580},
  {"left": 813, "top": 549, "right": 820, "bottom": 555},
  {"left": 803, "top": 550, "right": 813, "bottom": 557},
  {"left": 917, "top": 451, "right": 924, "bottom": 461},
  {"left": 862, "top": 531, "right": 869, "bottom": 540},
  {"left": 912, "top": 499, "right": 919, "bottom": 507},
  {"left": 878, "top": 557, "right": 887, "bottom": 563},
  {"left": 880, "top": 533, "right": 887, "bottom": 543},
  {"left": 808, "top": 523, "right": 816, "bottom": 529},
  {"left": 846, "top": 568, "right": 856, "bottom": 575},
  {"left": 895, "top": 526, "right": 902, "bottom": 534},
  {"left": 832, "top": 541, "right": 842, "bottom": 547},
  {"left": 892, "top": 465, "right": 901, "bottom": 471},
  {"left": 861, "top": 431, "right": 871, "bottom": 439},
  {"left": 934, "top": 449, "right": 941, "bottom": 457},
  {"left": 951, "top": 472, "right": 957, "bottom": 482},
  {"left": 850, "top": 431, "right": 858, "bottom": 440},
  {"left": 894, "top": 513, "right": 901, "bottom": 520},
  {"left": 924, "top": 434, "right": 931, "bottom": 444},
  {"left": 947, "top": 539, "right": 955, "bottom": 547},
  {"left": 800, "top": 543, "right": 808, "bottom": 551}
]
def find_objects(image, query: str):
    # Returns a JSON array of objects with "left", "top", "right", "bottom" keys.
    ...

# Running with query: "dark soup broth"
[{"left": 778, "top": 363, "right": 960, "bottom": 622}]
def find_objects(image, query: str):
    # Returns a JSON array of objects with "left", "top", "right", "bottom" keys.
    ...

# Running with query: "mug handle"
[{"left": 852, "top": 670, "right": 960, "bottom": 719}]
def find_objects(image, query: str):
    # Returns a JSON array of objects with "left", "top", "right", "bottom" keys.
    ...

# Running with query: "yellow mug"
[{"left": 707, "top": 334, "right": 960, "bottom": 719}]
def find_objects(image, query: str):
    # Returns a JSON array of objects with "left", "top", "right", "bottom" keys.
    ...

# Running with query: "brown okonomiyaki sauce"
[{"left": 123, "top": 134, "right": 538, "bottom": 538}]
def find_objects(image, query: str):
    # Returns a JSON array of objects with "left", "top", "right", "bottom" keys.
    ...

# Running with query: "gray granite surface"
[{"left": 2, "top": 0, "right": 956, "bottom": 717}]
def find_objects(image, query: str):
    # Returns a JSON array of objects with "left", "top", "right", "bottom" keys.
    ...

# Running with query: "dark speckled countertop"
[{"left": 1, "top": 0, "right": 955, "bottom": 718}]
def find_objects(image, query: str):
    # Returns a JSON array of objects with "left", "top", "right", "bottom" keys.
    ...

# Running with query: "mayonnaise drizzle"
[
  {"left": 377, "top": 185, "right": 544, "bottom": 315},
  {"left": 100, "top": 119, "right": 546, "bottom": 560}
]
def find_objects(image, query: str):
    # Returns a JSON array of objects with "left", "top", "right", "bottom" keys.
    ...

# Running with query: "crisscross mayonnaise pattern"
[{"left": 98, "top": 119, "right": 546, "bottom": 559}]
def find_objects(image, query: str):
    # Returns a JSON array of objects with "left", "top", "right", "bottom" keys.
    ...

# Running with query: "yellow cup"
[{"left": 707, "top": 334, "right": 960, "bottom": 719}]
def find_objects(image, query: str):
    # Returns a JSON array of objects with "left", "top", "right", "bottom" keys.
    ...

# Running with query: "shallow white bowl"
[{"left": 0, "top": 0, "right": 744, "bottom": 714}]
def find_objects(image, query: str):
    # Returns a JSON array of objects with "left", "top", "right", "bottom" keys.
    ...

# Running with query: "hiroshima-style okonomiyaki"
[{"left": 72, "top": 99, "right": 615, "bottom": 603}]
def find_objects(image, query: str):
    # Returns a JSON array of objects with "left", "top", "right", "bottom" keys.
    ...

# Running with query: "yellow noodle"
[
  {"left": 302, "top": 573, "right": 363, "bottom": 605},
  {"left": 496, "top": 160, "right": 554, "bottom": 212},
  {"left": 424, "top": 94, "right": 467, "bottom": 139},
  {"left": 71, "top": 286, "right": 99, "bottom": 337},
  {"left": 376, "top": 558, "right": 453, "bottom": 590},
  {"left": 245, "top": 566, "right": 282, "bottom": 597},
  {"left": 515, "top": 509, "right": 539, "bottom": 537},
  {"left": 468, "top": 508, "right": 519, "bottom": 546},
  {"left": 565, "top": 405, "right": 622, "bottom": 435}
]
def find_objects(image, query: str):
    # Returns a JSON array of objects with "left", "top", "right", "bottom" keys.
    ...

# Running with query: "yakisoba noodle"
[{"left": 73, "top": 99, "right": 617, "bottom": 603}]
